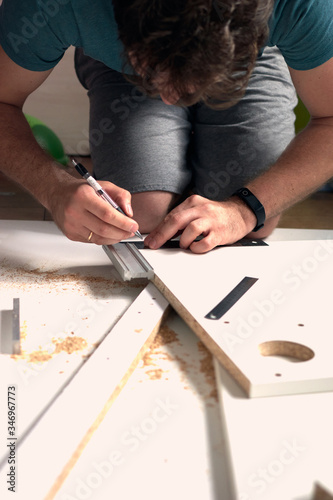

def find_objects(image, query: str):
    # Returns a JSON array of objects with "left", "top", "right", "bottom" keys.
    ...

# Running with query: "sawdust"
[
  {"left": 11, "top": 334, "right": 90, "bottom": 364},
  {"left": 149, "top": 324, "right": 179, "bottom": 349},
  {"left": 53, "top": 336, "right": 88, "bottom": 354},
  {"left": 142, "top": 324, "right": 192, "bottom": 389},
  {"left": 20, "top": 321, "right": 28, "bottom": 341},
  {"left": 27, "top": 349, "right": 53, "bottom": 363},
  {"left": 141, "top": 325, "right": 218, "bottom": 401},
  {"left": 144, "top": 368, "right": 164, "bottom": 380},
  {"left": 0, "top": 259, "right": 145, "bottom": 296},
  {"left": 142, "top": 324, "right": 180, "bottom": 380},
  {"left": 197, "top": 341, "right": 218, "bottom": 401}
]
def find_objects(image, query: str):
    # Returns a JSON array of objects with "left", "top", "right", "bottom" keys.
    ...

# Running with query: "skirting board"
[
  {"left": 8, "top": 283, "right": 169, "bottom": 500},
  {"left": 139, "top": 234, "right": 333, "bottom": 397}
]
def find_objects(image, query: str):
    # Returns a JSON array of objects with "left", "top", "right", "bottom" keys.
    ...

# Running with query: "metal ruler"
[
  {"left": 103, "top": 238, "right": 267, "bottom": 282},
  {"left": 205, "top": 276, "right": 258, "bottom": 320},
  {"left": 0, "top": 298, "right": 21, "bottom": 354}
]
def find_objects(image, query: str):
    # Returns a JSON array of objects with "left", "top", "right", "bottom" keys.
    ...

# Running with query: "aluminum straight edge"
[
  {"left": 12, "top": 297, "right": 21, "bottom": 355},
  {"left": 103, "top": 242, "right": 154, "bottom": 280}
]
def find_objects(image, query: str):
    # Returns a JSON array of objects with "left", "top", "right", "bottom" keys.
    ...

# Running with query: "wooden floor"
[
  {"left": 0, "top": 164, "right": 332, "bottom": 230},
  {"left": 278, "top": 190, "right": 333, "bottom": 230}
]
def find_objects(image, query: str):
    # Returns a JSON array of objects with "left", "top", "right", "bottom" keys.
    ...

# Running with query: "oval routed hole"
[{"left": 258, "top": 341, "right": 315, "bottom": 363}]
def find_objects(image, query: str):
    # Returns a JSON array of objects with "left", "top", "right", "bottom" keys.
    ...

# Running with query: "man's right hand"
[{"left": 48, "top": 177, "right": 139, "bottom": 245}]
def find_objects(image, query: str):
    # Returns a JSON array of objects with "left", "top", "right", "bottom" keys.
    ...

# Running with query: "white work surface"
[
  {"left": 0, "top": 221, "right": 227, "bottom": 500},
  {"left": 0, "top": 221, "right": 332, "bottom": 500}
]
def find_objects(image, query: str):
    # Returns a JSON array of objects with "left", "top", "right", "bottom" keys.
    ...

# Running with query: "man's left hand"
[{"left": 144, "top": 194, "right": 257, "bottom": 253}]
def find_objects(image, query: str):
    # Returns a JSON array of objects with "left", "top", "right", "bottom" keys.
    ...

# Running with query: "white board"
[{"left": 139, "top": 231, "right": 333, "bottom": 397}]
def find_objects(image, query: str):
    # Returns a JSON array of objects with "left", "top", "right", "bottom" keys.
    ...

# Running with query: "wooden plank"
[
  {"left": 10, "top": 283, "right": 168, "bottom": 499},
  {"left": 139, "top": 229, "right": 333, "bottom": 397}
]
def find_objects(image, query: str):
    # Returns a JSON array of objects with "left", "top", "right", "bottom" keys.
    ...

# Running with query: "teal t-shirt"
[{"left": 1, "top": 0, "right": 333, "bottom": 72}]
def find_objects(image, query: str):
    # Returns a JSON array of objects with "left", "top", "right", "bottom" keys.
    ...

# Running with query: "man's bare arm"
[
  {"left": 244, "top": 59, "right": 333, "bottom": 219},
  {"left": 0, "top": 46, "right": 139, "bottom": 243}
]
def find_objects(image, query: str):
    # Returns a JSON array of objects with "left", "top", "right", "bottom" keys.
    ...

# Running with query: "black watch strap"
[{"left": 233, "top": 188, "right": 266, "bottom": 232}]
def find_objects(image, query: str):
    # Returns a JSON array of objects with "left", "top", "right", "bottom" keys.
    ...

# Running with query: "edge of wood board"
[
  {"left": 152, "top": 274, "right": 251, "bottom": 397},
  {"left": 48, "top": 307, "right": 169, "bottom": 499}
]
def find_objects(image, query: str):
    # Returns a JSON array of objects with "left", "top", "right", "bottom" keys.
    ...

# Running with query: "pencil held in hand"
[{"left": 71, "top": 158, "right": 143, "bottom": 239}]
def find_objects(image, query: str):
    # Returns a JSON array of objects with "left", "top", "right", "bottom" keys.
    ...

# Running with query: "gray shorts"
[{"left": 75, "top": 46, "right": 297, "bottom": 201}]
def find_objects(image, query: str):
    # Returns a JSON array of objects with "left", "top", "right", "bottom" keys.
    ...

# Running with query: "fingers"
[
  {"left": 145, "top": 195, "right": 212, "bottom": 250},
  {"left": 81, "top": 207, "right": 137, "bottom": 244},
  {"left": 99, "top": 181, "right": 134, "bottom": 218},
  {"left": 81, "top": 182, "right": 137, "bottom": 232},
  {"left": 52, "top": 180, "right": 139, "bottom": 245},
  {"left": 144, "top": 211, "right": 189, "bottom": 249},
  {"left": 144, "top": 194, "right": 246, "bottom": 254}
]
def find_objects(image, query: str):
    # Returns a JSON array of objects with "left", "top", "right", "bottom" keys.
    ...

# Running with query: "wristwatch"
[{"left": 233, "top": 188, "right": 266, "bottom": 232}]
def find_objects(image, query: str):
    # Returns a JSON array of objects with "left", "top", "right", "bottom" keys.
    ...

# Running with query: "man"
[{"left": 0, "top": 0, "right": 332, "bottom": 253}]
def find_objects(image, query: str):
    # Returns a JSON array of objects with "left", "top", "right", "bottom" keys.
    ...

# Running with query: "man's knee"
[{"left": 131, "top": 191, "right": 179, "bottom": 233}]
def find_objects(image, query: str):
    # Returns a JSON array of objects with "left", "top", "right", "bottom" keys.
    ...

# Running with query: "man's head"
[{"left": 113, "top": 0, "right": 274, "bottom": 108}]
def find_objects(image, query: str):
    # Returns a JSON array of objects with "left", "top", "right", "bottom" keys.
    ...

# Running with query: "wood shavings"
[
  {"left": 0, "top": 258, "right": 145, "bottom": 296},
  {"left": 27, "top": 349, "right": 53, "bottom": 364},
  {"left": 11, "top": 344, "right": 53, "bottom": 364},
  {"left": 53, "top": 336, "right": 88, "bottom": 355},
  {"left": 11, "top": 335, "right": 90, "bottom": 364},
  {"left": 142, "top": 324, "right": 180, "bottom": 380},
  {"left": 197, "top": 342, "right": 218, "bottom": 401},
  {"left": 144, "top": 369, "right": 164, "bottom": 380},
  {"left": 141, "top": 324, "right": 191, "bottom": 386},
  {"left": 149, "top": 324, "right": 180, "bottom": 349},
  {"left": 20, "top": 321, "right": 28, "bottom": 341},
  {"left": 141, "top": 322, "right": 218, "bottom": 402}
]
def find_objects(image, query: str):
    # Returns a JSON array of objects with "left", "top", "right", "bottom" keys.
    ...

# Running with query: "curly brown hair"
[{"left": 113, "top": 0, "right": 274, "bottom": 108}]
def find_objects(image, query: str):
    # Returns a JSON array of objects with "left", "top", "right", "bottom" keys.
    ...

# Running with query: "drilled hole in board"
[{"left": 258, "top": 340, "right": 315, "bottom": 363}]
